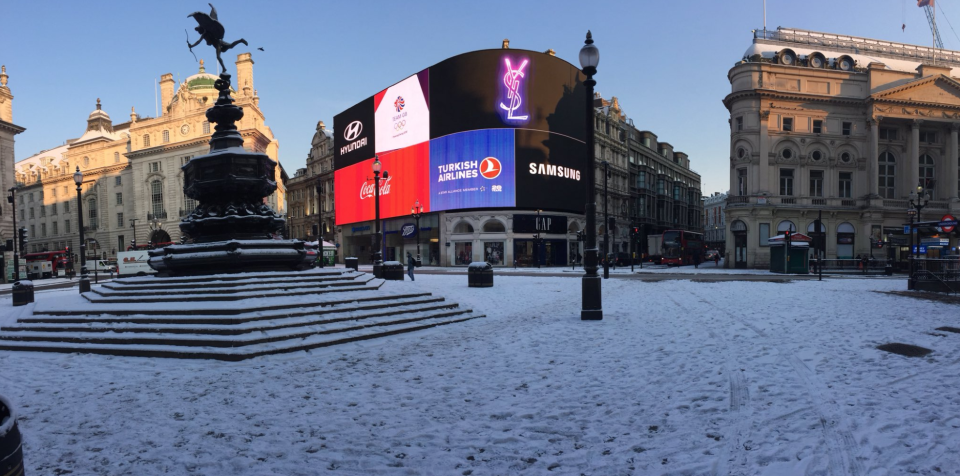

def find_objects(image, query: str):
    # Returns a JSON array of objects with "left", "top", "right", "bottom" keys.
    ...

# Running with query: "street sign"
[
  {"left": 912, "top": 245, "right": 928, "bottom": 254},
  {"left": 940, "top": 214, "right": 957, "bottom": 233},
  {"left": 903, "top": 225, "right": 911, "bottom": 234}
]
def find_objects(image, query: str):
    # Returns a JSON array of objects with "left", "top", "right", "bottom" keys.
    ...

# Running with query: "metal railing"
[
  {"left": 753, "top": 27, "right": 960, "bottom": 68},
  {"left": 147, "top": 211, "right": 168, "bottom": 220},
  {"left": 912, "top": 258, "right": 960, "bottom": 293},
  {"left": 812, "top": 258, "right": 888, "bottom": 275}
]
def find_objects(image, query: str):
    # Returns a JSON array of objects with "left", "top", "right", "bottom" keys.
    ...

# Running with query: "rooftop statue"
[{"left": 187, "top": 3, "right": 248, "bottom": 73}]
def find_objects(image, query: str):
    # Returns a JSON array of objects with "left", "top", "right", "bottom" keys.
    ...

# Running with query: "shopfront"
[{"left": 341, "top": 214, "right": 440, "bottom": 265}]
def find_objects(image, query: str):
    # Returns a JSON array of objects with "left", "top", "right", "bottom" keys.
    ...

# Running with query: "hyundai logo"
[{"left": 344, "top": 121, "right": 363, "bottom": 141}]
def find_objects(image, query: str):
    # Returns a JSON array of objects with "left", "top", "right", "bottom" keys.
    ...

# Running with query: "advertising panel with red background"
[{"left": 335, "top": 142, "right": 431, "bottom": 225}]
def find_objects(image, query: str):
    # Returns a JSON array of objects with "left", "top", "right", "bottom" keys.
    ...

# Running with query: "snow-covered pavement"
[{"left": 0, "top": 273, "right": 956, "bottom": 475}]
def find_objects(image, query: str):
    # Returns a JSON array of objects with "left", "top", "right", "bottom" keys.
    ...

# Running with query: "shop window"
[
  {"left": 483, "top": 242, "right": 504, "bottom": 265},
  {"left": 759, "top": 223, "right": 770, "bottom": 247},
  {"left": 455, "top": 242, "right": 473, "bottom": 265}
]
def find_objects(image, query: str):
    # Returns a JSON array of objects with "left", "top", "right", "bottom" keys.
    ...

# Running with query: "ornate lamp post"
[
  {"left": 129, "top": 218, "right": 139, "bottom": 250},
  {"left": 371, "top": 156, "right": 388, "bottom": 278},
  {"left": 908, "top": 183, "right": 931, "bottom": 290},
  {"left": 315, "top": 176, "right": 324, "bottom": 269},
  {"left": 601, "top": 160, "right": 610, "bottom": 278},
  {"left": 7, "top": 187, "right": 19, "bottom": 282},
  {"left": 411, "top": 199, "right": 423, "bottom": 262},
  {"left": 74, "top": 166, "right": 90, "bottom": 293},
  {"left": 579, "top": 30, "right": 602, "bottom": 320}
]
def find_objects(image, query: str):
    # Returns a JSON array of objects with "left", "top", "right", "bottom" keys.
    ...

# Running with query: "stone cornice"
[
  {"left": 0, "top": 119, "right": 25, "bottom": 135},
  {"left": 126, "top": 138, "right": 209, "bottom": 159},
  {"left": 724, "top": 89, "right": 864, "bottom": 110},
  {"left": 871, "top": 74, "right": 960, "bottom": 99}
]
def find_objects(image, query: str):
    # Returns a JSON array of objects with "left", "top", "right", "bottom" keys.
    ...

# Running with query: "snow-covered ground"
[{"left": 0, "top": 273, "right": 957, "bottom": 475}]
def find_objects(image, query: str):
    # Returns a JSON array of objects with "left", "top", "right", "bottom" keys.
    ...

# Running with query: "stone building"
[
  {"left": 704, "top": 192, "right": 727, "bottom": 253},
  {"left": 0, "top": 66, "right": 26, "bottom": 248},
  {"left": 725, "top": 27, "right": 960, "bottom": 268},
  {"left": 285, "top": 121, "right": 333, "bottom": 246},
  {"left": 14, "top": 54, "right": 286, "bottom": 261}
]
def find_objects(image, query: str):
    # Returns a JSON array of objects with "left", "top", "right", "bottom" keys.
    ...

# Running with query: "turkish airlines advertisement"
[
  {"left": 334, "top": 142, "right": 431, "bottom": 225},
  {"left": 429, "top": 129, "right": 515, "bottom": 211},
  {"left": 375, "top": 70, "right": 430, "bottom": 154}
]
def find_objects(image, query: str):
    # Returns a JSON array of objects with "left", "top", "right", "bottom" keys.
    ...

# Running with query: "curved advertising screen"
[{"left": 335, "top": 49, "right": 586, "bottom": 225}]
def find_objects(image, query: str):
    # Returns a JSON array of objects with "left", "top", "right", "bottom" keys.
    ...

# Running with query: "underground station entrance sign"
[
  {"left": 940, "top": 214, "right": 957, "bottom": 233},
  {"left": 333, "top": 49, "right": 588, "bottom": 225}
]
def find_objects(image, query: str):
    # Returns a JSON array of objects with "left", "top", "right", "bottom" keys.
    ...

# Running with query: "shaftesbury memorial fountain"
[{"left": 149, "top": 4, "right": 316, "bottom": 275}]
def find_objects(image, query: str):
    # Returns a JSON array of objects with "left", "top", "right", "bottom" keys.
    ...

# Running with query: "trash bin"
[
  {"left": 885, "top": 262, "right": 894, "bottom": 276},
  {"left": 345, "top": 257, "right": 359, "bottom": 271},
  {"left": 0, "top": 394, "right": 25, "bottom": 476},
  {"left": 11, "top": 280, "right": 34, "bottom": 307},
  {"left": 467, "top": 262, "right": 494, "bottom": 287},
  {"left": 382, "top": 261, "right": 404, "bottom": 281}
]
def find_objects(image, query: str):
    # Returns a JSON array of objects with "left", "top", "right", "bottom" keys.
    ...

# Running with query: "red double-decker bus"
[
  {"left": 24, "top": 250, "right": 74, "bottom": 278},
  {"left": 660, "top": 230, "right": 704, "bottom": 266}
]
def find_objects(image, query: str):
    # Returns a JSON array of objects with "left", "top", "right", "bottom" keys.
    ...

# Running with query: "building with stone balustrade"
[{"left": 725, "top": 27, "right": 960, "bottom": 268}]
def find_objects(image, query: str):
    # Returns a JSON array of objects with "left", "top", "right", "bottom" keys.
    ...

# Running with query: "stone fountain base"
[{"left": 148, "top": 239, "right": 317, "bottom": 276}]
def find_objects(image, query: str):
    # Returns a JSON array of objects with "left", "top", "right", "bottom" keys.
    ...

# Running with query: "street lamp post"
[
  {"left": 7, "top": 187, "right": 19, "bottom": 282},
  {"left": 579, "top": 30, "right": 602, "bottom": 320},
  {"left": 908, "top": 183, "right": 931, "bottom": 290},
  {"left": 601, "top": 160, "right": 610, "bottom": 279},
  {"left": 74, "top": 167, "right": 90, "bottom": 293},
  {"left": 536, "top": 208, "right": 542, "bottom": 268},
  {"left": 411, "top": 199, "right": 423, "bottom": 263},
  {"left": 371, "top": 156, "right": 388, "bottom": 278},
  {"left": 129, "top": 218, "right": 139, "bottom": 250},
  {"left": 315, "top": 177, "right": 324, "bottom": 269}
]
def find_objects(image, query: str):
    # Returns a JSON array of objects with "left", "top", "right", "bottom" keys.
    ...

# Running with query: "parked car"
[{"left": 705, "top": 250, "right": 720, "bottom": 261}]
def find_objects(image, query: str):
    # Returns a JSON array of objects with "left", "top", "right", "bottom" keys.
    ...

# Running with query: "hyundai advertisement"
[{"left": 334, "top": 49, "right": 586, "bottom": 225}]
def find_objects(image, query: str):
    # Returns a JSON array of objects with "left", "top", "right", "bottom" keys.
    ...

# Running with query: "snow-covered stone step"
[
  {"left": 5, "top": 297, "right": 454, "bottom": 335},
  {"left": 111, "top": 268, "right": 355, "bottom": 286},
  {"left": 83, "top": 276, "right": 380, "bottom": 303},
  {"left": 102, "top": 270, "right": 363, "bottom": 292},
  {"left": 0, "top": 307, "right": 474, "bottom": 348},
  {"left": 0, "top": 312, "right": 485, "bottom": 361},
  {"left": 93, "top": 276, "right": 365, "bottom": 297}
]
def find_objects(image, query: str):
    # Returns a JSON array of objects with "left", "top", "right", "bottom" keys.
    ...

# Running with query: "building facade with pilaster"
[
  {"left": 725, "top": 27, "right": 960, "bottom": 268},
  {"left": 0, "top": 65, "right": 26, "bottom": 250}
]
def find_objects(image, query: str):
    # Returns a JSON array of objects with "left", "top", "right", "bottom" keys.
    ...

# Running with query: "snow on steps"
[{"left": 0, "top": 269, "right": 484, "bottom": 360}]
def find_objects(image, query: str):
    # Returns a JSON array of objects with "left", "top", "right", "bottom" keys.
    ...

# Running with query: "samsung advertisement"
[{"left": 334, "top": 49, "right": 587, "bottom": 225}]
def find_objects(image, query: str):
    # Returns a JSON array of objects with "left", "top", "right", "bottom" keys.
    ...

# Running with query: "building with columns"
[
  {"left": 0, "top": 65, "right": 27, "bottom": 251},
  {"left": 725, "top": 27, "right": 960, "bottom": 268},
  {"left": 286, "top": 120, "right": 333, "bottom": 247},
  {"left": 14, "top": 54, "right": 285, "bottom": 262}
]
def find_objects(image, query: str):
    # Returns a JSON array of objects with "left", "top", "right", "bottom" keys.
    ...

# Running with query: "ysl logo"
[{"left": 500, "top": 58, "right": 529, "bottom": 121}]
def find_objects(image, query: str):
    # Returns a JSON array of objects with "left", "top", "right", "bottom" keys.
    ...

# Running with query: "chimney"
[
  {"left": 502, "top": 39, "right": 510, "bottom": 49},
  {"left": 159, "top": 73, "right": 174, "bottom": 116},
  {"left": 236, "top": 52, "right": 254, "bottom": 97},
  {"left": 0, "top": 65, "right": 12, "bottom": 123}
]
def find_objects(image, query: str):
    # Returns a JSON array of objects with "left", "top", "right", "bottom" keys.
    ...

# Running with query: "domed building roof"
[
  {"left": 184, "top": 59, "right": 219, "bottom": 91},
  {"left": 75, "top": 98, "right": 119, "bottom": 144}
]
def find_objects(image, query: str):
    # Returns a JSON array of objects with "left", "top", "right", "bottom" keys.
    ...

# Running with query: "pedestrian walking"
[
  {"left": 693, "top": 252, "right": 701, "bottom": 268},
  {"left": 714, "top": 253, "right": 720, "bottom": 266},
  {"left": 406, "top": 252, "right": 416, "bottom": 281}
]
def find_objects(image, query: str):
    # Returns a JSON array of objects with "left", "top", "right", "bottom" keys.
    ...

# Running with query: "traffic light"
[
  {"left": 784, "top": 230, "right": 792, "bottom": 246},
  {"left": 18, "top": 227, "right": 27, "bottom": 250}
]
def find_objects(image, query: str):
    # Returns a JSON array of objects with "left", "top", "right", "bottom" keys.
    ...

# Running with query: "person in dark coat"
[
  {"left": 406, "top": 252, "right": 416, "bottom": 281},
  {"left": 693, "top": 252, "right": 701, "bottom": 268}
]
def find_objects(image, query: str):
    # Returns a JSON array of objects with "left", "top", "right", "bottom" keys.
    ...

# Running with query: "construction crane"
[{"left": 920, "top": 0, "right": 944, "bottom": 49}]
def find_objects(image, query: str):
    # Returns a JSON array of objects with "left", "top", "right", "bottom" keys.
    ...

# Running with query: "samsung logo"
[{"left": 528, "top": 163, "right": 581, "bottom": 181}]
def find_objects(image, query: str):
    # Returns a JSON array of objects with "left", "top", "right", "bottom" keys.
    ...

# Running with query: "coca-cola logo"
[{"left": 360, "top": 176, "right": 393, "bottom": 200}]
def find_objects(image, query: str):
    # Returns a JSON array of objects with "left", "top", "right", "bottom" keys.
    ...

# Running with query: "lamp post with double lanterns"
[
  {"left": 371, "top": 156, "right": 388, "bottom": 278},
  {"left": 908, "top": 183, "right": 931, "bottom": 290},
  {"left": 411, "top": 199, "right": 423, "bottom": 264},
  {"left": 74, "top": 166, "right": 90, "bottom": 293},
  {"left": 315, "top": 176, "right": 324, "bottom": 269},
  {"left": 579, "top": 30, "right": 602, "bottom": 320}
]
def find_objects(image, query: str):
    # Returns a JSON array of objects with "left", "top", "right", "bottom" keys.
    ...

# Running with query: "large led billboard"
[{"left": 334, "top": 49, "right": 586, "bottom": 225}]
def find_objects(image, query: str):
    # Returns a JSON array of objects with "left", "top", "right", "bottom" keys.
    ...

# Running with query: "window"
[
  {"left": 203, "top": 121, "right": 211, "bottom": 134},
  {"left": 88, "top": 198, "right": 97, "bottom": 220},
  {"left": 30, "top": 225, "right": 35, "bottom": 238},
  {"left": 117, "top": 212, "right": 124, "bottom": 228},
  {"left": 782, "top": 117, "right": 793, "bottom": 132},
  {"left": 780, "top": 169, "right": 794, "bottom": 195},
  {"left": 143, "top": 134, "right": 151, "bottom": 147},
  {"left": 483, "top": 242, "right": 504, "bottom": 265},
  {"left": 920, "top": 154, "right": 935, "bottom": 197},
  {"left": 453, "top": 221, "right": 474, "bottom": 234},
  {"left": 879, "top": 128, "right": 898, "bottom": 140},
  {"left": 162, "top": 130, "right": 170, "bottom": 143},
  {"left": 736, "top": 116, "right": 743, "bottom": 131},
  {"left": 842, "top": 122, "right": 852, "bottom": 136},
  {"left": 879, "top": 152, "right": 896, "bottom": 198},
  {"left": 737, "top": 169, "right": 748, "bottom": 196},
  {"left": 150, "top": 161, "right": 161, "bottom": 173},
  {"left": 809, "top": 170, "right": 823, "bottom": 197},
  {"left": 83, "top": 157, "right": 89, "bottom": 167},
  {"left": 839, "top": 172, "right": 852, "bottom": 198},
  {"left": 813, "top": 120, "right": 823, "bottom": 134},
  {"left": 52, "top": 187, "right": 57, "bottom": 197},
  {"left": 64, "top": 200, "right": 70, "bottom": 213},
  {"left": 39, "top": 206, "right": 45, "bottom": 217},
  {"left": 759, "top": 223, "right": 771, "bottom": 247},
  {"left": 115, "top": 176, "right": 122, "bottom": 186},
  {"left": 41, "top": 223, "right": 46, "bottom": 237},
  {"left": 481, "top": 220, "right": 505, "bottom": 233},
  {"left": 52, "top": 222, "right": 58, "bottom": 235},
  {"left": 151, "top": 180, "right": 164, "bottom": 217},
  {"left": 29, "top": 208, "right": 34, "bottom": 219},
  {"left": 737, "top": 147, "right": 746, "bottom": 159},
  {"left": 114, "top": 152, "right": 120, "bottom": 163},
  {"left": 636, "top": 171, "right": 646, "bottom": 189},
  {"left": 19, "top": 210, "right": 24, "bottom": 220},
  {"left": 116, "top": 193, "right": 123, "bottom": 205},
  {"left": 840, "top": 152, "right": 852, "bottom": 163},
  {"left": 118, "top": 235, "right": 125, "bottom": 251},
  {"left": 919, "top": 131, "right": 937, "bottom": 143},
  {"left": 51, "top": 204, "right": 57, "bottom": 216},
  {"left": 183, "top": 192, "right": 198, "bottom": 215},
  {"left": 65, "top": 220, "right": 71, "bottom": 233},
  {"left": 455, "top": 242, "right": 473, "bottom": 265},
  {"left": 28, "top": 193, "right": 33, "bottom": 203},
  {"left": 181, "top": 155, "right": 192, "bottom": 166},
  {"left": 781, "top": 148, "right": 793, "bottom": 159}
]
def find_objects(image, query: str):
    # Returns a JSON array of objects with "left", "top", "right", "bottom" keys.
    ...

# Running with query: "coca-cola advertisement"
[{"left": 334, "top": 142, "right": 431, "bottom": 225}]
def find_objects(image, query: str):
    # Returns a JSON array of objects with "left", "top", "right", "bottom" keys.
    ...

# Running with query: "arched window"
[
  {"left": 920, "top": 154, "right": 935, "bottom": 197},
  {"left": 777, "top": 221, "right": 796, "bottom": 233},
  {"left": 452, "top": 221, "right": 474, "bottom": 234},
  {"left": 836, "top": 222, "right": 856, "bottom": 259},
  {"left": 143, "top": 134, "right": 150, "bottom": 147},
  {"left": 151, "top": 180, "right": 164, "bottom": 218},
  {"left": 878, "top": 151, "right": 896, "bottom": 198},
  {"left": 162, "top": 130, "right": 170, "bottom": 143},
  {"left": 481, "top": 220, "right": 505, "bottom": 233}
]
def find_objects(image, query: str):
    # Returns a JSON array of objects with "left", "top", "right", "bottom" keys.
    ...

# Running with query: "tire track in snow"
[{"left": 686, "top": 290, "right": 865, "bottom": 476}]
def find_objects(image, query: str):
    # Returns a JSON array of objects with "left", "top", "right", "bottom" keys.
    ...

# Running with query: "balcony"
[{"left": 147, "top": 211, "right": 168, "bottom": 220}]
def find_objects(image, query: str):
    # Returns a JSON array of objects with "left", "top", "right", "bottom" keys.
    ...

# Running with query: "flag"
[{"left": 918, "top": 0, "right": 933, "bottom": 7}]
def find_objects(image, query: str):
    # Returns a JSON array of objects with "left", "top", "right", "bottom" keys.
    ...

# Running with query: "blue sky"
[{"left": 3, "top": 0, "right": 951, "bottom": 195}]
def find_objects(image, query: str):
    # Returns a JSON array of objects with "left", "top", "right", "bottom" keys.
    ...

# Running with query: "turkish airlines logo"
[
  {"left": 344, "top": 121, "right": 363, "bottom": 141},
  {"left": 479, "top": 157, "right": 502, "bottom": 179}
]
